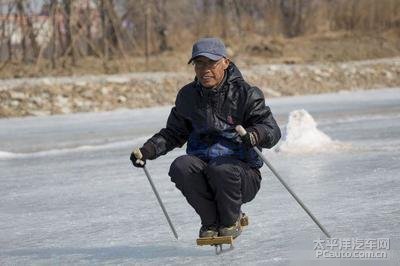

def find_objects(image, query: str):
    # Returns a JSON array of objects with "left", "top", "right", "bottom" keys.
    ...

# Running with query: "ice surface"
[{"left": 1, "top": 88, "right": 400, "bottom": 265}]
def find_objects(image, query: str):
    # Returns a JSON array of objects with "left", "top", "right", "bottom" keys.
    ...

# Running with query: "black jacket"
[{"left": 144, "top": 63, "right": 281, "bottom": 168}]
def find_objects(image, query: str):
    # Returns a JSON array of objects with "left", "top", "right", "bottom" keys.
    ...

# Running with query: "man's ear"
[{"left": 222, "top": 58, "right": 230, "bottom": 70}]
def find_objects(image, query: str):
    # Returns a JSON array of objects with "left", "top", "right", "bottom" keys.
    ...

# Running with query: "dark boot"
[
  {"left": 218, "top": 215, "right": 242, "bottom": 239},
  {"left": 199, "top": 225, "right": 219, "bottom": 238}
]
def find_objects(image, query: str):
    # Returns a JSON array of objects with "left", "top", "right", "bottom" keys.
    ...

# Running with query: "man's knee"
[
  {"left": 205, "top": 157, "right": 240, "bottom": 186},
  {"left": 169, "top": 155, "right": 205, "bottom": 184},
  {"left": 169, "top": 155, "right": 189, "bottom": 177}
]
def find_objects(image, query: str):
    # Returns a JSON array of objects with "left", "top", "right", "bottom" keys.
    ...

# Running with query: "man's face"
[{"left": 193, "top": 56, "right": 229, "bottom": 89}]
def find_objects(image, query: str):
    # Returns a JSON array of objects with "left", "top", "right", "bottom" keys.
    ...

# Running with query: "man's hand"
[
  {"left": 130, "top": 149, "right": 146, "bottom": 168},
  {"left": 239, "top": 127, "right": 260, "bottom": 148},
  {"left": 130, "top": 142, "right": 156, "bottom": 168}
]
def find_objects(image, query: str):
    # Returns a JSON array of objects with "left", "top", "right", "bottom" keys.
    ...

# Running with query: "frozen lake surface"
[{"left": 1, "top": 88, "right": 400, "bottom": 265}]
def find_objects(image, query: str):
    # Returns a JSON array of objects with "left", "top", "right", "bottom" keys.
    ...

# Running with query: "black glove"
[
  {"left": 240, "top": 128, "right": 260, "bottom": 148},
  {"left": 130, "top": 142, "right": 156, "bottom": 168}
]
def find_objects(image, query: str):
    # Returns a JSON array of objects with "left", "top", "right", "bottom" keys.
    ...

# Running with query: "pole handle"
[
  {"left": 133, "top": 148, "right": 145, "bottom": 166},
  {"left": 235, "top": 125, "right": 247, "bottom": 137}
]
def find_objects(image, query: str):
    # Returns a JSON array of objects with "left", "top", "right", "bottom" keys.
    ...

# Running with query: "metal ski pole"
[
  {"left": 236, "top": 125, "right": 332, "bottom": 238},
  {"left": 133, "top": 149, "right": 179, "bottom": 240}
]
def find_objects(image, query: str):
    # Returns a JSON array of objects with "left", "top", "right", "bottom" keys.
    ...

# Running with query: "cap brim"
[{"left": 187, "top": 52, "right": 224, "bottom": 64}]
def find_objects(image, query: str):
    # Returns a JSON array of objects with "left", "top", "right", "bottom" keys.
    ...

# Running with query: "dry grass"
[{"left": 1, "top": 30, "right": 399, "bottom": 79}]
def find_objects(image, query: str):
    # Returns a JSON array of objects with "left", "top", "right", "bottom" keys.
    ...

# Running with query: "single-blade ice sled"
[{"left": 196, "top": 214, "right": 249, "bottom": 255}]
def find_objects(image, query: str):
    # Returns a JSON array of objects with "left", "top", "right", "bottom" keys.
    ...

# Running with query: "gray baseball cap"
[{"left": 188, "top": 37, "right": 227, "bottom": 64}]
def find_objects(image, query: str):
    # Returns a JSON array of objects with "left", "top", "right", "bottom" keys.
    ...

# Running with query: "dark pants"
[{"left": 168, "top": 155, "right": 261, "bottom": 227}]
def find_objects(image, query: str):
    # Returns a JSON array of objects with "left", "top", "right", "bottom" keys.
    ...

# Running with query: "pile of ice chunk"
[{"left": 276, "top": 109, "right": 342, "bottom": 153}]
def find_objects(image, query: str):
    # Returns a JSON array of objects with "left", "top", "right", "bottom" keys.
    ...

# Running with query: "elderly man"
[{"left": 131, "top": 37, "right": 281, "bottom": 239}]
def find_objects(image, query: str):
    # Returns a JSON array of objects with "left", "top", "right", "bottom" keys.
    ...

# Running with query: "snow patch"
[
  {"left": 0, "top": 136, "right": 149, "bottom": 160},
  {"left": 276, "top": 109, "right": 344, "bottom": 153},
  {"left": 0, "top": 151, "right": 17, "bottom": 159}
]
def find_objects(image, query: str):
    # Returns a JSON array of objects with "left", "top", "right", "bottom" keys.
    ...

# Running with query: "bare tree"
[
  {"left": 49, "top": 0, "right": 58, "bottom": 69},
  {"left": 62, "top": 0, "right": 77, "bottom": 65},
  {"left": 280, "top": 0, "right": 310, "bottom": 37},
  {"left": 0, "top": 1, "right": 15, "bottom": 68}
]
